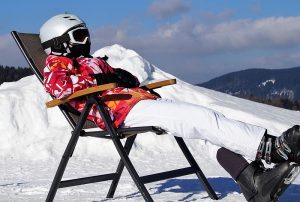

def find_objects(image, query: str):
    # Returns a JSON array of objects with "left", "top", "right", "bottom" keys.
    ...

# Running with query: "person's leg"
[
  {"left": 216, "top": 147, "right": 249, "bottom": 180},
  {"left": 124, "top": 99, "right": 265, "bottom": 160},
  {"left": 124, "top": 99, "right": 300, "bottom": 201}
]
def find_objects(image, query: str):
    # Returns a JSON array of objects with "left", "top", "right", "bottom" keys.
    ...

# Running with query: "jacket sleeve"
[
  {"left": 95, "top": 57, "right": 140, "bottom": 87},
  {"left": 43, "top": 57, "right": 96, "bottom": 99},
  {"left": 114, "top": 68, "right": 140, "bottom": 88}
]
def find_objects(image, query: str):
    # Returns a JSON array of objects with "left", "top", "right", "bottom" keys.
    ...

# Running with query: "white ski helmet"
[{"left": 39, "top": 13, "right": 90, "bottom": 56}]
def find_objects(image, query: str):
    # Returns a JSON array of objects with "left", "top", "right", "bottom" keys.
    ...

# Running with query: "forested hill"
[
  {"left": 0, "top": 65, "right": 33, "bottom": 85},
  {"left": 198, "top": 67, "right": 300, "bottom": 100},
  {"left": 197, "top": 67, "right": 300, "bottom": 110}
]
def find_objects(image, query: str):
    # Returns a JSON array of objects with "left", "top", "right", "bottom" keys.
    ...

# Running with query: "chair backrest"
[{"left": 11, "top": 31, "right": 97, "bottom": 129}]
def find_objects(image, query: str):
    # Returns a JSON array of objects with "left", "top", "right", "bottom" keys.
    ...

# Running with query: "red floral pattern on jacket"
[{"left": 43, "top": 55, "right": 158, "bottom": 129}]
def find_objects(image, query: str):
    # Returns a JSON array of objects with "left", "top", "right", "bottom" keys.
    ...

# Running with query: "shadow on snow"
[{"left": 99, "top": 177, "right": 300, "bottom": 201}]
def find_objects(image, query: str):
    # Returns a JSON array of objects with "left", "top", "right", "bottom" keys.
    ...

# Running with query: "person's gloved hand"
[
  {"left": 89, "top": 73, "right": 115, "bottom": 85},
  {"left": 114, "top": 68, "right": 140, "bottom": 88}
]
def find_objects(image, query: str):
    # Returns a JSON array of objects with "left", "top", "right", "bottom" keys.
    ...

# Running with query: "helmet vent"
[
  {"left": 69, "top": 19, "right": 77, "bottom": 21},
  {"left": 63, "top": 16, "right": 71, "bottom": 18}
]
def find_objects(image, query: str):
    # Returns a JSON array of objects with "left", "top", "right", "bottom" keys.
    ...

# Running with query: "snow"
[
  {"left": 1, "top": 44, "right": 300, "bottom": 201},
  {"left": 271, "top": 88, "right": 295, "bottom": 100},
  {"left": 259, "top": 79, "right": 276, "bottom": 87}
]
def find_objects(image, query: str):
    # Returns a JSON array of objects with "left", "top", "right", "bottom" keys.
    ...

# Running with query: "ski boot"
[
  {"left": 236, "top": 160, "right": 299, "bottom": 202},
  {"left": 275, "top": 125, "right": 300, "bottom": 164}
]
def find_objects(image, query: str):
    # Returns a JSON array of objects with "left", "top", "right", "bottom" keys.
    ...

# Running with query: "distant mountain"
[{"left": 198, "top": 67, "right": 300, "bottom": 100}]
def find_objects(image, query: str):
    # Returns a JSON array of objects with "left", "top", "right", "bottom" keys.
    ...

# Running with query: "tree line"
[
  {"left": 0, "top": 65, "right": 33, "bottom": 85},
  {"left": 241, "top": 95, "right": 300, "bottom": 111}
]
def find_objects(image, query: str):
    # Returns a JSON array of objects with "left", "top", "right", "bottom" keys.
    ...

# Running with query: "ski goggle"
[
  {"left": 67, "top": 27, "right": 90, "bottom": 44},
  {"left": 41, "top": 26, "right": 90, "bottom": 50}
]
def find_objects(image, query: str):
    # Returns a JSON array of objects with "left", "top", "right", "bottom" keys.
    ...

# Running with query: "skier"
[{"left": 40, "top": 13, "right": 300, "bottom": 202}]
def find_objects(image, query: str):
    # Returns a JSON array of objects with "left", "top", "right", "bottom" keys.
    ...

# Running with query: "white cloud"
[
  {"left": 0, "top": 34, "right": 11, "bottom": 48},
  {"left": 112, "top": 16, "right": 300, "bottom": 54},
  {"left": 0, "top": 34, "right": 26, "bottom": 67},
  {"left": 244, "top": 51, "right": 300, "bottom": 69},
  {"left": 201, "top": 9, "right": 235, "bottom": 22},
  {"left": 148, "top": 0, "right": 190, "bottom": 20},
  {"left": 90, "top": 16, "right": 300, "bottom": 82}
]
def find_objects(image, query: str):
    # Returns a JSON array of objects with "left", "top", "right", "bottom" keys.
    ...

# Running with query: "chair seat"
[{"left": 82, "top": 126, "right": 167, "bottom": 139}]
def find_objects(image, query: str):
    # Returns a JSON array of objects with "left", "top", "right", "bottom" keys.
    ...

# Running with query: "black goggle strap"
[{"left": 41, "top": 34, "right": 70, "bottom": 50}]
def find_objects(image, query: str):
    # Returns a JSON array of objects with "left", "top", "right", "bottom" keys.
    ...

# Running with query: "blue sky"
[{"left": 2, "top": 0, "right": 300, "bottom": 83}]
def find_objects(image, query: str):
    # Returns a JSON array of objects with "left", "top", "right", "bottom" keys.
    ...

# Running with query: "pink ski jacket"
[{"left": 43, "top": 55, "right": 158, "bottom": 129}]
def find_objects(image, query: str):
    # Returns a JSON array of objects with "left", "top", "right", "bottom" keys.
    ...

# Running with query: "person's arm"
[
  {"left": 113, "top": 68, "right": 140, "bottom": 88},
  {"left": 43, "top": 56, "right": 96, "bottom": 99},
  {"left": 92, "top": 57, "right": 140, "bottom": 88}
]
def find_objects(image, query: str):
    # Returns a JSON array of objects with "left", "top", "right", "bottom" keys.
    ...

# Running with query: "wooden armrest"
[
  {"left": 141, "top": 79, "right": 176, "bottom": 90},
  {"left": 45, "top": 83, "right": 117, "bottom": 108},
  {"left": 45, "top": 79, "right": 176, "bottom": 108}
]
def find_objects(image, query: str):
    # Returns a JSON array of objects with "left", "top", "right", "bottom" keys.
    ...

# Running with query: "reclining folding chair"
[{"left": 11, "top": 31, "right": 219, "bottom": 202}]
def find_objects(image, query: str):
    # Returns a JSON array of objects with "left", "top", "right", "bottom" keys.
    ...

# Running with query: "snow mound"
[{"left": 1, "top": 44, "right": 300, "bottom": 161}]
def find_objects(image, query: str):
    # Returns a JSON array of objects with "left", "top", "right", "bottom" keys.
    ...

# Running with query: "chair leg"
[
  {"left": 174, "top": 136, "right": 219, "bottom": 200},
  {"left": 111, "top": 136, "right": 154, "bottom": 202},
  {"left": 46, "top": 133, "right": 79, "bottom": 202},
  {"left": 106, "top": 135, "right": 137, "bottom": 198},
  {"left": 93, "top": 97, "right": 154, "bottom": 202},
  {"left": 46, "top": 103, "right": 92, "bottom": 202}
]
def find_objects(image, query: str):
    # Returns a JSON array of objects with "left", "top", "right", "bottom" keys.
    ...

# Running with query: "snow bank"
[{"left": 1, "top": 44, "right": 300, "bottom": 161}]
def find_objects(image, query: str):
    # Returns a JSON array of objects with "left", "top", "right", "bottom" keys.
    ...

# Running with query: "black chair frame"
[{"left": 11, "top": 31, "right": 219, "bottom": 202}]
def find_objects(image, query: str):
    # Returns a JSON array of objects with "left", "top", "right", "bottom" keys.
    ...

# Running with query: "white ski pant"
[{"left": 124, "top": 99, "right": 266, "bottom": 160}]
